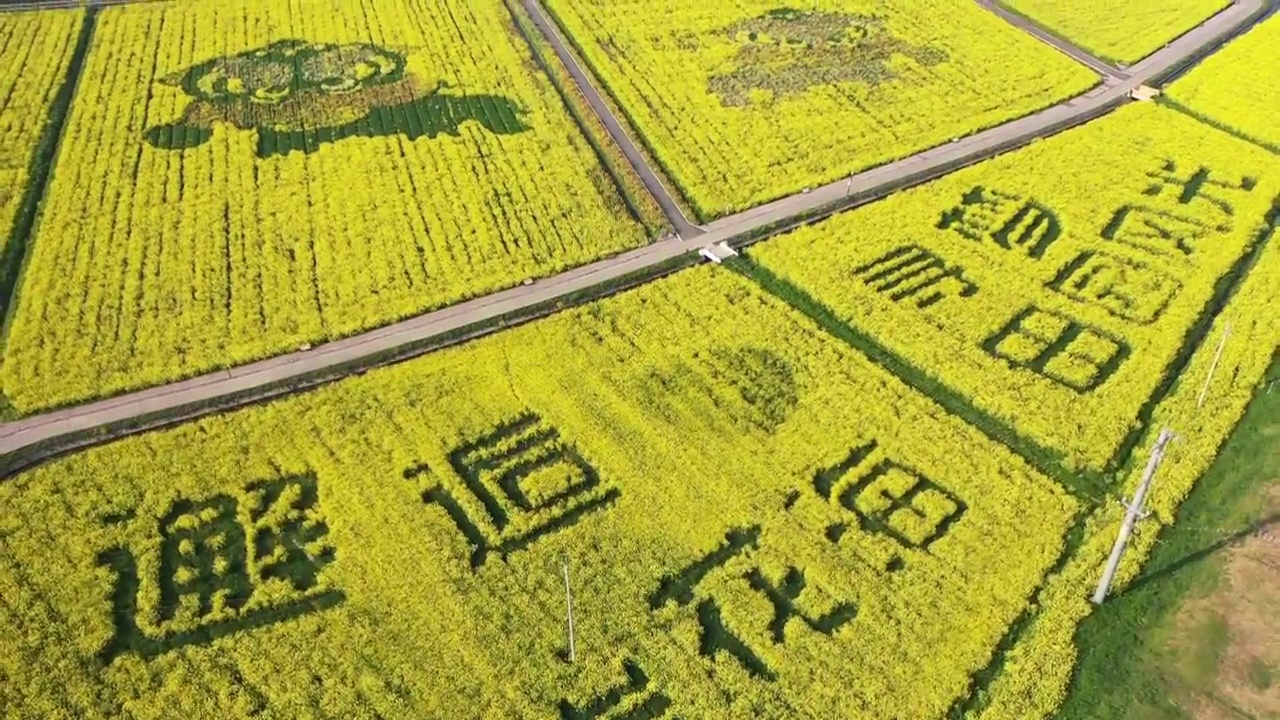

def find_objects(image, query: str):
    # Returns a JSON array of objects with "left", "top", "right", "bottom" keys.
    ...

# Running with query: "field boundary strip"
[
  {"left": 717, "top": 154, "right": 1280, "bottom": 720},
  {"left": 962, "top": 224, "right": 1280, "bottom": 712},
  {"left": 1103, "top": 196, "right": 1280, "bottom": 473},
  {"left": 0, "top": 0, "right": 1270, "bottom": 477},
  {"left": 730, "top": 187, "right": 1279, "bottom": 494},
  {"left": 941, "top": 193, "right": 1280, "bottom": 716},
  {"left": 951, "top": 506, "right": 1095, "bottom": 719}
]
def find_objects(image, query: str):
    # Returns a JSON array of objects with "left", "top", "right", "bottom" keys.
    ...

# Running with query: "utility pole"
[
  {"left": 562, "top": 557, "right": 576, "bottom": 663},
  {"left": 1092, "top": 428, "right": 1175, "bottom": 605},
  {"left": 1196, "top": 322, "right": 1231, "bottom": 409}
]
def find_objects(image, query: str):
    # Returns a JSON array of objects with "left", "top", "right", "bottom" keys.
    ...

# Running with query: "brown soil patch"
[{"left": 1174, "top": 486, "right": 1280, "bottom": 720}]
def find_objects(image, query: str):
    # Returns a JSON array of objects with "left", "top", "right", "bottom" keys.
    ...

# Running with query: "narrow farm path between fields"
[
  {"left": 976, "top": 0, "right": 1127, "bottom": 78},
  {"left": 0, "top": 0, "right": 1269, "bottom": 473},
  {"left": 519, "top": 0, "right": 703, "bottom": 239}
]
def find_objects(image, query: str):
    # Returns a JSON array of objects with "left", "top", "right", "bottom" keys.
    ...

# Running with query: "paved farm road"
[{"left": 0, "top": 0, "right": 1269, "bottom": 468}]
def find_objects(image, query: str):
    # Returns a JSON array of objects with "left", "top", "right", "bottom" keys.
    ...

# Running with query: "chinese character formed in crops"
[
  {"left": 1101, "top": 161, "right": 1259, "bottom": 258},
  {"left": 853, "top": 244, "right": 978, "bottom": 309},
  {"left": 97, "top": 474, "right": 343, "bottom": 664},
  {"left": 408, "top": 412, "right": 620, "bottom": 569},
  {"left": 1102, "top": 205, "right": 1217, "bottom": 257},
  {"left": 156, "top": 494, "right": 251, "bottom": 624},
  {"left": 937, "top": 187, "right": 1061, "bottom": 259},
  {"left": 1142, "top": 160, "right": 1256, "bottom": 219},
  {"left": 647, "top": 527, "right": 856, "bottom": 681},
  {"left": 812, "top": 440, "right": 965, "bottom": 572},
  {"left": 558, "top": 659, "right": 675, "bottom": 720},
  {"left": 1048, "top": 250, "right": 1181, "bottom": 324},
  {"left": 144, "top": 39, "right": 528, "bottom": 158},
  {"left": 984, "top": 307, "right": 1130, "bottom": 392}
]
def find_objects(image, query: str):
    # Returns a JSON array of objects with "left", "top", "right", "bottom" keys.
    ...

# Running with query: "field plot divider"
[
  {"left": 955, "top": 350, "right": 1280, "bottom": 718},
  {"left": 943, "top": 201, "right": 1279, "bottom": 714},
  {"left": 1154, "top": 96, "right": 1280, "bottom": 156},
  {"left": 1104, "top": 196, "right": 1279, "bottom": 479},
  {"left": 947, "top": 501, "right": 1094, "bottom": 719},
  {"left": 501, "top": 0, "right": 668, "bottom": 238},
  {"left": 521, "top": 0, "right": 703, "bottom": 235}
]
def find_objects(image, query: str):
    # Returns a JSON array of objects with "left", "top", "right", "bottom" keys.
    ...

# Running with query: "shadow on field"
[{"left": 1115, "top": 512, "right": 1280, "bottom": 599}]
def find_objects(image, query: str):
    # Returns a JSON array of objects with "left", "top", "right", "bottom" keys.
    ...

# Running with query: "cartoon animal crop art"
[
  {"left": 709, "top": 8, "right": 948, "bottom": 106},
  {"left": 145, "top": 39, "right": 528, "bottom": 157}
]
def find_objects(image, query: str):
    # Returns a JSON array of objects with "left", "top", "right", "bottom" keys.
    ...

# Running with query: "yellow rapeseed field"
[
  {"left": 750, "top": 103, "right": 1280, "bottom": 471},
  {"left": 0, "top": 267, "right": 1078, "bottom": 718},
  {"left": 0, "top": 0, "right": 646, "bottom": 414},
  {"left": 1166, "top": 14, "right": 1280, "bottom": 149},
  {"left": 542, "top": 0, "right": 1096, "bottom": 219},
  {"left": 0, "top": 9, "right": 82, "bottom": 254},
  {"left": 3, "top": 5, "right": 1276, "bottom": 718},
  {"left": 1001, "top": 0, "right": 1230, "bottom": 64}
]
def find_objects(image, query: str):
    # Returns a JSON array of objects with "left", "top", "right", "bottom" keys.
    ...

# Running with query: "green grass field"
[{"left": 1060, "top": 363, "right": 1280, "bottom": 719}]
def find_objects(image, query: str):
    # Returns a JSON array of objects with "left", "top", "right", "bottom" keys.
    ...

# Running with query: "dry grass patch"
[{"left": 1170, "top": 485, "right": 1280, "bottom": 719}]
